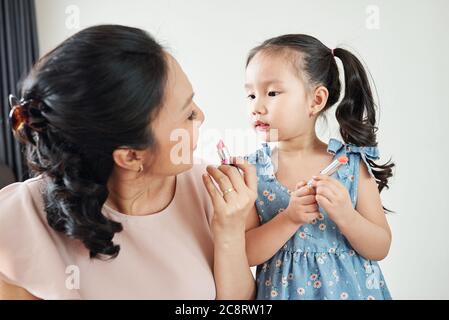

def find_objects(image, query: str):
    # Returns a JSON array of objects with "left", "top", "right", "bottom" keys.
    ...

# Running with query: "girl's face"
[{"left": 245, "top": 51, "right": 315, "bottom": 142}]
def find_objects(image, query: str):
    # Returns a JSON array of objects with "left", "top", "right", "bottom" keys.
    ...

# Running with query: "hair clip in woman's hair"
[
  {"left": 8, "top": 94, "right": 47, "bottom": 145},
  {"left": 8, "top": 94, "right": 28, "bottom": 132}
]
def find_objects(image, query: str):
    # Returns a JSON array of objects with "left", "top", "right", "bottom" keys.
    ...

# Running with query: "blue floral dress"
[{"left": 245, "top": 139, "right": 392, "bottom": 300}]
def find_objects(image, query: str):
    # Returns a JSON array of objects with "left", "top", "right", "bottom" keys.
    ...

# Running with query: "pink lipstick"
[{"left": 217, "top": 139, "right": 232, "bottom": 165}]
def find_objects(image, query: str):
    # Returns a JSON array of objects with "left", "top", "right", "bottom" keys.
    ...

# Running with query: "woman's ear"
[
  {"left": 112, "top": 148, "right": 144, "bottom": 172},
  {"left": 310, "top": 85, "right": 329, "bottom": 116}
]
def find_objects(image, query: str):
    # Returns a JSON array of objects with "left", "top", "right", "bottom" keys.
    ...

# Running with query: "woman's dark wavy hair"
[
  {"left": 16, "top": 25, "right": 168, "bottom": 259},
  {"left": 246, "top": 34, "right": 394, "bottom": 200}
]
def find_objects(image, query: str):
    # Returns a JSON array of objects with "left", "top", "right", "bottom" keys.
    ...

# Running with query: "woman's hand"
[
  {"left": 283, "top": 181, "right": 320, "bottom": 225},
  {"left": 311, "top": 175, "right": 357, "bottom": 227},
  {"left": 203, "top": 158, "right": 257, "bottom": 299},
  {"left": 202, "top": 158, "right": 257, "bottom": 238}
]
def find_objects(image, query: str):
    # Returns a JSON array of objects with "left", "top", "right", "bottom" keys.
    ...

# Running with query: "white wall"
[{"left": 35, "top": 0, "right": 449, "bottom": 299}]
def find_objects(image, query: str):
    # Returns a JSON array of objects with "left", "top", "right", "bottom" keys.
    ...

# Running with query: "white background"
[{"left": 35, "top": 0, "right": 449, "bottom": 299}]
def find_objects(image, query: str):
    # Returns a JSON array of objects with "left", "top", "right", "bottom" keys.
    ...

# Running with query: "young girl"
[{"left": 244, "top": 34, "right": 394, "bottom": 300}]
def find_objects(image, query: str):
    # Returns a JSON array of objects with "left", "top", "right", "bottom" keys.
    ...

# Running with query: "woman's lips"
[{"left": 254, "top": 120, "right": 270, "bottom": 131}]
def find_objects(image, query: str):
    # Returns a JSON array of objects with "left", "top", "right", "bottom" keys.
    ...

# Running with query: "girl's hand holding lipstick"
[{"left": 310, "top": 175, "right": 357, "bottom": 228}]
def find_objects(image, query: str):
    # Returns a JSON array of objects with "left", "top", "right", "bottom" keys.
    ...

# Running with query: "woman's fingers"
[
  {"left": 230, "top": 157, "right": 257, "bottom": 193},
  {"left": 206, "top": 166, "right": 237, "bottom": 200},
  {"left": 202, "top": 174, "right": 226, "bottom": 208},
  {"left": 217, "top": 165, "right": 245, "bottom": 193}
]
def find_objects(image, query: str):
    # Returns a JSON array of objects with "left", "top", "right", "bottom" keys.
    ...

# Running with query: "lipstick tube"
[{"left": 217, "top": 139, "right": 232, "bottom": 165}]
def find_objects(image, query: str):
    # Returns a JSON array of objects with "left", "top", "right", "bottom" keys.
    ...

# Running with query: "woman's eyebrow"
[{"left": 181, "top": 93, "right": 195, "bottom": 111}]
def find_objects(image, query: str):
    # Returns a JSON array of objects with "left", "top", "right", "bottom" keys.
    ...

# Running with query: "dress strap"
[
  {"left": 327, "top": 138, "right": 380, "bottom": 178},
  {"left": 245, "top": 143, "right": 275, "bottom": 177}
]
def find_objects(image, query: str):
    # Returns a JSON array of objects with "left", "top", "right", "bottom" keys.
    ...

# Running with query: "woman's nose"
[{"left": 197, "top": 105, "right": 205, "bottom": 125}]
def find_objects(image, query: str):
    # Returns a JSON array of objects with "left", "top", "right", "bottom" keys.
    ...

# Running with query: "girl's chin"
[{"left": 255, "top": 130, "right": 280, "bottom": 142}]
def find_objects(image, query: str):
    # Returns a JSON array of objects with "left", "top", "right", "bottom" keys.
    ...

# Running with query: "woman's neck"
[{"left": 106, "top": 170, "right": 176, "bottom": 216}]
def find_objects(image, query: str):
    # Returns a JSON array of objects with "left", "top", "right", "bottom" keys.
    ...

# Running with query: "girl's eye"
[
  {"left": 247, "top": 94, "right": 256, "bottom": 100},
  {"left": 268, "top": 91, "right": 281, "bottom": 97},
  {"left": 188, "top": 110, "right": 198, "bottom": 121}
]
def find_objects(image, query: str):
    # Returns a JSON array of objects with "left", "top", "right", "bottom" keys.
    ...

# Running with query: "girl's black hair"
[
  {"left": 16, "top": 25, "right": 168, "bottom": 259},
  {"left": 247, "top": 34, "right": 394, "bottom": 196}
]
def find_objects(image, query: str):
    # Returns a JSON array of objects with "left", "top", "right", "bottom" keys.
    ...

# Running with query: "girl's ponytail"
[
  {"left": 333, "top": 48, "right": 394, "bottom": 192},
  {"left": 333, "top": 48, "right": 376, "bottom": 146}
]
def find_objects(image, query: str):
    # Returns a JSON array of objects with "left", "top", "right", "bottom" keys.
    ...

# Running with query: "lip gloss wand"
[{"left": 306, "top": 155, "right": 349, "bottom": 188}]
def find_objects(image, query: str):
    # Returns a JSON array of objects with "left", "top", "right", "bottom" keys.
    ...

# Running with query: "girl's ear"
[
  {"left": 310, "top": 85, "right": 329, "bottom": 116},
  {"left": 112, "top": 148, "right": 145, "bottom": 172}
]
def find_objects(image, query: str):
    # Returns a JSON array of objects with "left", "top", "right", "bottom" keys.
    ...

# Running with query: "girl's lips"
[{"left": 254, "top": 120, "right": 270, "bottom": 131}]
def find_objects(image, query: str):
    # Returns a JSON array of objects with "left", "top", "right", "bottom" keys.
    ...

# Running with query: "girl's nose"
[{"left": 252, "top": 102, "right": 267, "bottom": 115}]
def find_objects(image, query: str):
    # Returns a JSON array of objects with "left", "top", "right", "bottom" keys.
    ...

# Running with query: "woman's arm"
[
  {"left": 0, "top": 279, "right": 38, "bottom": 300},
  {"left": 213, "top": 226, "right": 256, "bottom": 300},
  {"left": 202, "top": 159, "right": 258, "bottom": 300},
  {"left": 314, "top": 161, "right": 392, "bottom": 261}
]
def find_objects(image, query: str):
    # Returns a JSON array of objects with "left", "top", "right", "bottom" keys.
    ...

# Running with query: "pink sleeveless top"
[{"left": 0, "top": 163, "right": 216, "bottom": 300}]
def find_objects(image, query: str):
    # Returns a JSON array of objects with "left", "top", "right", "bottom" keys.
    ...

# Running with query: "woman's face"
[{"left": 144, "top": 54, "right": 205, "bottom": 176}]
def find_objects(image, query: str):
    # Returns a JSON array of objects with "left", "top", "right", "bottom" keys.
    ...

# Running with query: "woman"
[{"left": 0, "top": 25, "right": 256, "bottom": 299}]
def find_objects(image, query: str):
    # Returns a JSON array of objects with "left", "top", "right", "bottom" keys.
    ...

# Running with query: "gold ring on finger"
[{"left": 223, "top": 188, "right": 235, "bottom": 196}]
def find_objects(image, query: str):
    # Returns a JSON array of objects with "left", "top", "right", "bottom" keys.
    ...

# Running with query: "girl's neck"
[
  {"left": 272, "top": 133, "right": 333, "bottom": 191},
  {"left": 277, "top": 132, "right": 325, "bottom": 156}
]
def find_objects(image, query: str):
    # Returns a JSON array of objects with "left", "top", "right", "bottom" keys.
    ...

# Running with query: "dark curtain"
[{"left": 0, "top": 0, "right": 39, "bottom": 182}]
